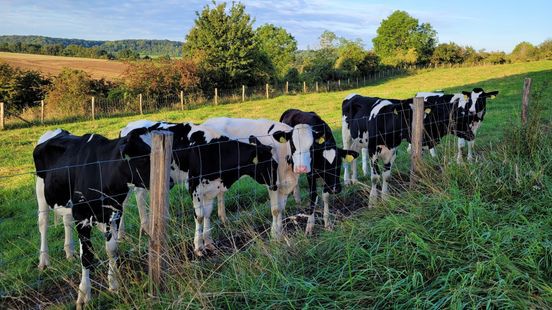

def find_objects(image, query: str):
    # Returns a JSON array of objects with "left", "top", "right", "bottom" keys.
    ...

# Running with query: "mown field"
[
  {"left": 0, "top": 52, "right": 129, "bottom": 80},
  {"left": 1, "top": 61, "right": 551, "bottom": 308}
]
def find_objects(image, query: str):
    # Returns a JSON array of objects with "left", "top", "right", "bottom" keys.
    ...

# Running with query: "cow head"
[
  {"left": 272, "top": 124, "right": 314, "bottom": 174},
  {"left": 461, "top": 88, "right": 499, "bottom": 120},
  {"left": 247, "top": 136, "right": 279, "bottom": 190},
  {"left": 119, "top": 128, "right": 152, "bottom": 189},
  {"left": 315, "top": 143, "right": 358, "bottom": 194}
]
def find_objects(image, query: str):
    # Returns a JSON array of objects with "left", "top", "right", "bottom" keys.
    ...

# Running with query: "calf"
[
  {"left": 342, "top": 94, "right": 435, "bottom": 203},
  {"left": 415, "top": 88, "right": 498, "bottom": 162},
  {"left": 202, "top": 117, "right": 315, "bottom": 238},
  {"left": 279, "top": 109, "right": 358, "bottom": 233},
  {"left": 34, "top": 128, "right": 152, "bottom": 307},
  {"left": 119, "top": 120, "right": 278, "bottom": 256}
]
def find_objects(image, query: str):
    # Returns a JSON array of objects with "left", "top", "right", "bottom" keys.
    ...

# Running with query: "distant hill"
[{"left": 0, "top": 35, "right": 182, "bottom": 57}]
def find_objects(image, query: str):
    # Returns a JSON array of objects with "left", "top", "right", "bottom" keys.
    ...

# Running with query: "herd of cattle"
[{"left": 32, "top": 87, "right": 498, "bottom": 306}]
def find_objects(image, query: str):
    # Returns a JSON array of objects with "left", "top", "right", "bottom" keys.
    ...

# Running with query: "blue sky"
[{"left": 1, "top": 0, "right": 550, "bottom": 52}]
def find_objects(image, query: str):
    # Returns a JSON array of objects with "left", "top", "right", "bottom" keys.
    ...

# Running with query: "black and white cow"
[
  {"left": 415, "top": 88, "right": 499, "bottom": 162},
  {"left": 279, "top": 109, "right": 358, "bottom": 234},
  {"left": 34, "top": 128, "right": 152, "bottom": 307},
  {"left": 202, "top": 117, "right": 315, "bottom": 238},
  {"left": 342, "top": 94, "right": 439, "bottom": 203},
  {"left": 119, "top": 120, "right": 278, "bottom": 256}
]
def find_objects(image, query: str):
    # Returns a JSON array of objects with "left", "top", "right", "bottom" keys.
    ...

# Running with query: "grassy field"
[
  {"left": 1, "top": 61, "right": 551, "bottom": 308},
  {"left": 0, "top": 52, "right": 129, "bottom": 80}
]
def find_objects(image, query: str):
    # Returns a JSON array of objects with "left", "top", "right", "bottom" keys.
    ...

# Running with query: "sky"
[{"left": 0, "top": 0, "right": 551, "bottom": 52}]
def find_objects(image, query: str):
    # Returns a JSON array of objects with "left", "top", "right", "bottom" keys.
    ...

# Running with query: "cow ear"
[
  {"left": 462, "top": 91, "right": 470, "bottom": 100},
  {"left": 339, "top": 149, "right": 359, "bottom": 163},
  {"left": 272, "top": 130, "right": 292, "bottom": 143},
  {"left": 249, "top": 135, "right": 262, "bottom": 145},
  {"left": 484, "top": 91, "right": 499, "bottom": 99}
]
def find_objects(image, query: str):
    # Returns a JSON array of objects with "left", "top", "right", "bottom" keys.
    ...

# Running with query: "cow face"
[
  {"left": 317, "top": 146, "right": 358, "bottom": 194},
  {"left": 248, "top": 136, "right": 279, "bottom": 190},
  {"left": 272, "top": 124, "right": 314, "bottom": 174},
  {"left": 462, "top": 88, "right": 499, "bottom": 119},
  {"left": 120, "top": 128, "right": 152, "bottom": 189}
]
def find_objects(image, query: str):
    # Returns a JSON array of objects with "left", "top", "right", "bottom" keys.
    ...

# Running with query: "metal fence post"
[
  {"left": 522, "top": 77, "right": 532, "bottom": 126},
  {"left": 149, "top": 131, "right": 173, "bottom": 297},
  {"left": 410, "top": 97, "right": 425, "bottom": 188}
]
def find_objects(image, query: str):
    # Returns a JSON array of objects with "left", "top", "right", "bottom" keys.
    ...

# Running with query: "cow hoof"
[
  {"left": 324, "top": 224, "right": 334, "bottom": 231},
  {"left": 38, "top": 263, "right": 48, "bottom": 271},
  {"left": 194, "top": 249, "right": 204, "bottom": 257},
  {"left": 205, "top": 242, "right": 216, "bottom": 252},
  {"left": 38, "top": 254, "right": 49, "bottom": 270}
]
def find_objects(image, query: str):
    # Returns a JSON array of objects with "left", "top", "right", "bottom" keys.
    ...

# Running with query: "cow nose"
[{"left": 294, "top": 165, "right": 309, "bottom": 174}]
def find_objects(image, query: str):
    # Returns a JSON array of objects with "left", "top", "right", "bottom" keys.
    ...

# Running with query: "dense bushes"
[{"left": 0, "top": 63, "right": 49, "bottom": 113}]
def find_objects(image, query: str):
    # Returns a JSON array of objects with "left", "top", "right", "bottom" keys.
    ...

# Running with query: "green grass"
[{"left": 1, "top": 60, "right": 551, "bottom": 308}]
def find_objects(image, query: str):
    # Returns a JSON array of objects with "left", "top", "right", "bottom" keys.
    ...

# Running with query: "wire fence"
[{"left": 0, "top": 80, "right": 531, "bottom": 308}]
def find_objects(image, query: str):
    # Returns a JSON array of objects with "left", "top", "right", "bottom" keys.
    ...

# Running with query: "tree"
[
  {"left": 538, "top": 39, "right": 552, "bottom": 60},
  {"left": 510, "top": 41, "right": 538, "bottom": 62},
  {"left": 0, "top": 63, "right": 49, "bottom": 112},
  {"left": 45, "top": 68, "right": 94, "bottom": 116},
  {"left": 431, "top": 42, "right": 465, "bottom": 65},
  {"left": 255, "top": 24, "right": 297, "bottom": 81},
  {"left": 372, "top": 10, "right": 437, "bottom": 66},
  {"left": 357, "top": 51, "right": 380, "bottom": 74},
  {"left": 183, "top": 2, "right": 264, "bottom": 89},
  {"left": 335, "top": 39, "right": 366, "bottom": 76}
]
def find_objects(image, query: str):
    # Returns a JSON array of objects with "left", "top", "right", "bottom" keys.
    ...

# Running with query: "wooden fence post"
[
  {"left": 315, "top": 81, "right": 319, "bottom": 92},
  {"left": 410, "top": 97, "right": 425, "bottom": 188},
  {"left": 180, "top": 91, "right": 184, "bottom": 111},
  {"left": 347, "top": 78, "right": 350, "bottom": 86},
  {"left": 327, "top": 80, "right": 330, "bottom": 92},
  {"left": 242, "top": 85, "right": 245, "bottom": 102},
  {"left": 40, "top": 100, "right": 45, "bottom": 124},
  {"left": 139, "top": 94, "right": 143, "bottom": 115},
  {"left": 0, "top": 102, "right": 4, "bottom": 130},
  {"left": 148, "top": 131, "right": 173, "bottom": 297},
  {"left": 285, "top": 81, "right": 289, "bottom": 95},
  {"left": 303, "top": 81, "right": 306, "bottom": 93},
  {"left": 338, "top": 79, "right": 341, "bottom": 88},
  {"left": 356, "top": 77, "right": 359, "bottom": 88},
  {"left": 522, "top": 77, "right": 532, "bottom": 126},
  {"left": 214, "top": 88, "right": 218, "bottom": 105},
  {"left": 91, "top": 97, "right": 95, "bottom": 120},
  {"left": 266, "top": 83, "right": 269, "bottom": 99},
  {"left": 363, "top": 76, "right": 366, "bottom": 85}
]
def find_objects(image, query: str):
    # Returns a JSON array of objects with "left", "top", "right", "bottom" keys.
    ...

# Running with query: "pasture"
[
  {"left": 1, "top": 61, "right": 551, "bottom": 308},
  {"left": 0, "top": 52, "right": 129, "bottom": 81}
]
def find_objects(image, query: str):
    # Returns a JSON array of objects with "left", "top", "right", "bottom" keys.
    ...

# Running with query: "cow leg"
[
  {"left": 369, "top": 152, "right": 380, "bottom": 206},
  {"left": 361, "top": 148, "right": 369, "bottom": 176},
  {"left": 277, "top": 193, "right": 287, "bottom": 237},
  {"left": 36, "top": 177, "right": 50, "bottom": 270},
  {"left": 135, "top": 187, "right": 150, "bottom": 235},
  {"left": 342, "top": 120, "right": 353, "bottom": 185},
  {"left": 381, "top": 147, "right": 397, "bottom": 199},
  {"left": 192, "top": 194, "right": 205, "bottom": 256},
  {"left": 322, "top": 192, "right": 332, "bottom": 230},
  {"left": 351, "top": 156, "right": 359, "bottom": 183},
  {"left": 76, "top": 223, "right": 94, "bottom": 308},
  {"left": 268, "top": 189, "right": 281, "bottom": 239},
  {"left": 305, "top": 175, "right": 318, "bottom": 236},
  {"left": 457, "top": 138, "right": 465, "bottom": 163},
  {"left": 55, "top": 206, "right": 75, "bottom": 259},
  {"left": 203, "top": 198, "right": 216, "bottom": 251},
  {"left": 217, "top": 192, "right": 227, "bottom": 224},
  {"left": 118, "top": 189, "right": 133, "bottom": 239},
  {"left": 105, "top": 211, "right": 120, "bottom": 292},
  {"left": 467, "top": 140, "right": 475, "bottom": 161},
  {"left": 293, "top": 185, "right": 301, "bottom": 205},
  {"left": 429, "top": 147, "right": 437, "bottom": 158}
]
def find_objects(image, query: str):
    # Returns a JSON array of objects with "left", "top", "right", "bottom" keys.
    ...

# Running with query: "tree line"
[{"left": 0, "top": 35, "right": 182, "bottom": 59}]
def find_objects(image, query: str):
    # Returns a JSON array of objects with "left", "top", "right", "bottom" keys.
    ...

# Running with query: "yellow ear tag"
[
  {"left": 279, "top": 137, "right": 286, "bottom": 143},
  {"left": 424, "top": 108, "right": 431, "bottom": 114},
  {"left": 464, "top": 95, "right": 469, "bottom": 100},
  {"left": 252, "top": 156, "right": 258, "bottom": 164},
  {"left": 318, "top": 137, "right": 325, "bottom": 144},
  {"left": 490, "top": 95, "right": 496, "bottom": 99},
  {"left": 345, "top": 154, "right": 354, "bottom": 163},
  {"left": 393, "top": 109, "right": 398, "bottom": 115}
]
